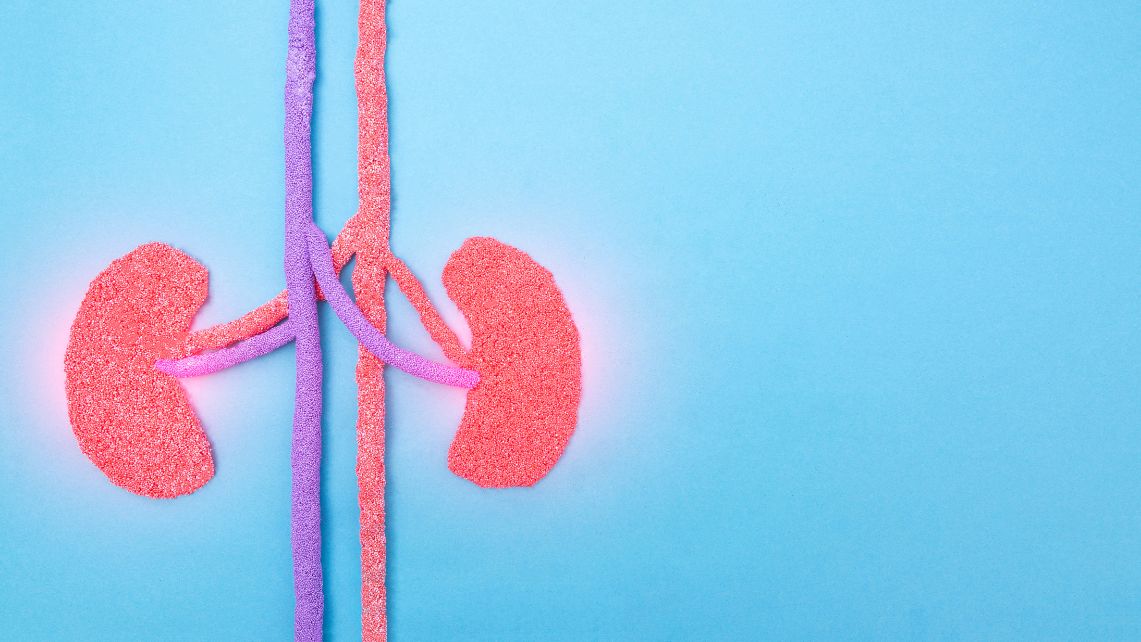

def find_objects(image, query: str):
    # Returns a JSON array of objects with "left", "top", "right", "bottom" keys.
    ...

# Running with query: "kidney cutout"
[
  {"left": 444, "top": 237, "right": 582, "bottom": 488},
  {"left": 65, "top": 243, "right": 213, "bottom": 498},
  {"left": 65, "top": 237, "right": 582, "bottom": 495}
]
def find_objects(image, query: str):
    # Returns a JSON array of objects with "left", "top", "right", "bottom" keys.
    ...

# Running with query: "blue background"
[{"left": 1, "top": 1, "right": 1139, "bottom": 639}]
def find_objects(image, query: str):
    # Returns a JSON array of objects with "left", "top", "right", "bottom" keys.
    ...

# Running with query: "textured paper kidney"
[
  {"left": 65, "top": 243, "right": 213, "bottom": 498},
  {"left": 446, "top": 237, "right": 582, "bottom": 488}
]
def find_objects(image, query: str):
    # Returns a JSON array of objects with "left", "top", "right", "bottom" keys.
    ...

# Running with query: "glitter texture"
[
  {"left": 309, "top": 225, "right": 478, "bottom": 388},
  {"left": 384, "top": 253, "right": 466, "bottom": 363},
  {"left": 350, "top": 242, "right": 391, "bottom": 642},
  {"left": 283, "top": 0, "right": 326, "bottom": 638},
  {"left": 184, "top": 291, "right": 288, "bottom": 354},
  {"left": 444, "top": 237, "right": 582, "bottom": 488},
  {"left": 156, "top": 321, "right": 295, "bottom": 377},
  {"left": 351, "top": 2, "right": 393, "bottom": 636},
  {"left": 65, "top": 243, "right": 213, "bottom": 498}
]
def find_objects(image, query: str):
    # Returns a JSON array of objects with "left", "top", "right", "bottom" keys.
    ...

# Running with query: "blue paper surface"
[{"left": 1, "top": 0, "right": 1139, "bottom": 639}]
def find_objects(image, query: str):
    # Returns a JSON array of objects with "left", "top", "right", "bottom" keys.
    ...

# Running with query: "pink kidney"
[
  {"left": 444, "top": 237, "right": 583, "bottom": 488},
  {"left": 65, "top": 243, "right": 213, "bottom": 498},
  {"left": 64, "top": 237, "right": 583, "bottom": 496}
]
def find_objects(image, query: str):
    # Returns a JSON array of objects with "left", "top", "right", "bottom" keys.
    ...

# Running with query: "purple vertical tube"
[{"left": 283, "top": 0, "right": 324, "bottom": 639}]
